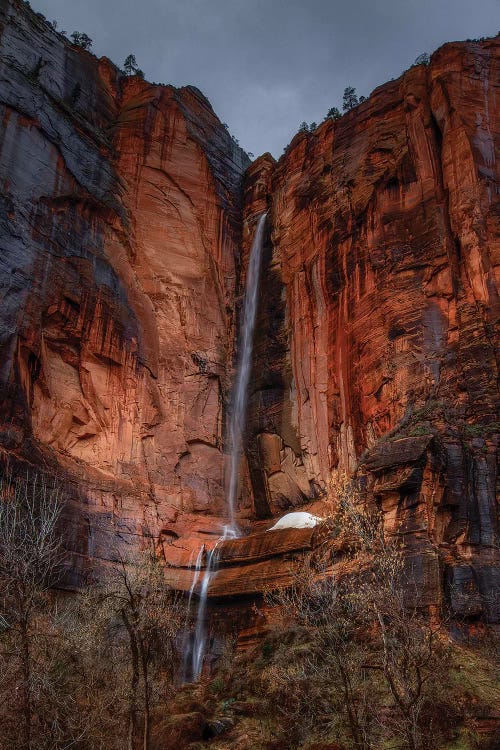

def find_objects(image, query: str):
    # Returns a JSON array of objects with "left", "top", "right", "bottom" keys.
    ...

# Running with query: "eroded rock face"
[
  {"left": 0, "top": 0, "right": 497, "bottom": 620},
  {"left": 243, "top": 39, "right": 499, "bottom": 620},
  {"left": 0, "top": 0, "right": 248, "bottom": 580}
]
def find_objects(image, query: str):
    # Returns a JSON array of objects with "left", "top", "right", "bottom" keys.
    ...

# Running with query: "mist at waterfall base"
[{"left": 182, "top": 213, "right": 267, "bottom": 682}]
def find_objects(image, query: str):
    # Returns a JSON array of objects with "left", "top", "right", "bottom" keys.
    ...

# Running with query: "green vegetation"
[
  {"left": 462, "top": 421, "right": 500, "bottom": 439},
  {"left": 342, "top": 85, "right": 367, "bottom": 110},
  {"left": 296, "top": 86, "right": 368, "bottom": 139},
  {"left": 371, "top": 396, "right": 499, "bottom": 447},
  {"left": 414, "top": 52, "right": 430, "bottom": 65},
  {"left": 325, "top": 105, "right": 342, "bottom": 120},
  {"left": 298, "top": 120, "right": 320, "bottom": 133},
  {"left": 406, "top": 423, "right": 434, "bottom": 436}
]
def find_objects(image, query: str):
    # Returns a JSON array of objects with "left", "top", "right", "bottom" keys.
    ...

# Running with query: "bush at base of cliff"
[
  {"left": 197, "top": 611, "right": 498, "bottom": 750},
  {"left": 0, "top": 471, "right": 188, "bottom": 750},
  {"left": 195, "top": 488, "right": 499, "bottom": 750}
]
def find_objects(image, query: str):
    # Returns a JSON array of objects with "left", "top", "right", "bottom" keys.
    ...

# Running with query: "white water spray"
[
  {"left": 184, "top": 213, "right": 267, "bottom": 681},
  {"left": 226, "top": 211, "right": 267, "bottom": 534}
]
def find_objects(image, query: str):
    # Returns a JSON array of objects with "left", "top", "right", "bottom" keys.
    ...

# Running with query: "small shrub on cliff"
[
  {"left": 325, "top": 106, "right": 342, "bottom": 120},
  {"left": 414, "top": 52, "right": 430, "bottom": 66},
  {"left": 261, "top": 639, "right": 274, "bottom": 659},
  {"left": 298, "top": 121, "right": 319, "bottom": 134},
  {"left": 70, "top": 31, "right": 93, "bottom": 50},
  {"left": 123, "top": 53, "right": 137, "bottom": 74}
]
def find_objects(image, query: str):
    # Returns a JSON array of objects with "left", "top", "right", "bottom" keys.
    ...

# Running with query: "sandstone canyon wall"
[
  {"left": 0, "top": 0, "right": 249, "bottom": 583},
  {"left": 0, "top": 0, "right": 498, "bottom": 619},
  {"left": 243, "top": 38, "right": 499, "bottom": 619}
]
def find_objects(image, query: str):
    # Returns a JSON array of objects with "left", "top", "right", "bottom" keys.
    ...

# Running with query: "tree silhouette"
[
  {"left": 326, "top": 106, "right": 341, "bottom": 120},
  {"left": 343, "top": 86, "right": 359, "bottom": 111},
  {"left": 123, "top": 54, "right": 142, "bottom": 76},
  {"left": 70, "top": 31, "right": 92, "bottom": 50},
  {"left": 414, "top": 52, "right": 430, "bottom": 65}
]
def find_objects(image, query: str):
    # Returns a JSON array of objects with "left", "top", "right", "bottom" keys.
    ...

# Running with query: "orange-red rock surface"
[
  {"left": 0, "top": 0, "right": 248, "bottom": 583},
  {"left": 243, "top": 38, "right": 499, "bottom": 620},
  {"left": 0, "top": 0, "right": 498, "bottom": 619}
]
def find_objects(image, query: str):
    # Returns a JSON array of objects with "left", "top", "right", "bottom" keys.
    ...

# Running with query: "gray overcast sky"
[{"left": 32, "top": 0, "right": 498, "bottom": 157}]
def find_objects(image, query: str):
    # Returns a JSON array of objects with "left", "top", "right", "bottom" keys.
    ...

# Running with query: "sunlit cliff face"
[{"left": 0, "top": 0, "right": 498, "bottom": 620}]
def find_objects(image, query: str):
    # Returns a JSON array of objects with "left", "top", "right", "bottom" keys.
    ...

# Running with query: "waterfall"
[
  {"left": 226, "top": 211, "right": 267, "bottom": 534},
  {"left": 184, "top": 212, "right": 267, "bottom": 681},
  {"left": 191, "top": 544, "right": 220, "bottom": 680},
  {"left": 181, "top": 546, "right": 204, "bottom": 682}
]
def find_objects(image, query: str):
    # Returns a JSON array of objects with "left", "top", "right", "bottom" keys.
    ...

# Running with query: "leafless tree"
[
  {"left": 85, "top": 550, "right": 185, "bottom": 750},
  {"left": 0, "top": 471, "right": 65, "bottom": 750},
  {"left": 265, "top": 476, "right": 452, "bottom": 750},
  {"left": 265, "top": 557, "right": 376, "bottom": 749},
  {"left": 335, "top": 479, "right": 451, "bottom": 750}
]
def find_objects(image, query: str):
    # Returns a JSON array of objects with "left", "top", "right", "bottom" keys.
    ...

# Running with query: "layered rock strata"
[
  {"left": 0, "top": 0, "right": 498, "bottom": 620},
  {"left": 242, "top": 38, "right": 499, "bottom": 620},
  {"left": 0, "top": 0, "right": 249, "bottom": 582}
]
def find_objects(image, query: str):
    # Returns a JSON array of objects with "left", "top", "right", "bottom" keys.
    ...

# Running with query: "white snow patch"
[{"left": 266, "top": 512, "right": 323, "bottom": 532}]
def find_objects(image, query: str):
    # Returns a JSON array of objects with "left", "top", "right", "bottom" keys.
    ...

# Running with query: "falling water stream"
[
  {"left": 185, "top": 212, "right": 267, "bottom": 681},
  {"left": 226, "top": 211, "right": 268, "bottom": 535},
  {"left": 191, "top": 544, "right": 220, "bottom": 679},
  {"left": 181, "top": 546, "right": 204, "bottom": 682}
]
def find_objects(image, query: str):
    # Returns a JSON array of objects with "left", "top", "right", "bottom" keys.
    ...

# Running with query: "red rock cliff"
[
  {"left": 0, "top": 0, "right": 249, "bottom": 582},
  {"left": 0, "top": 0, "right": 498, "bottom": 619},
  {"left": 242, "top": 39, "right": 499, "bottom": 620}
]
